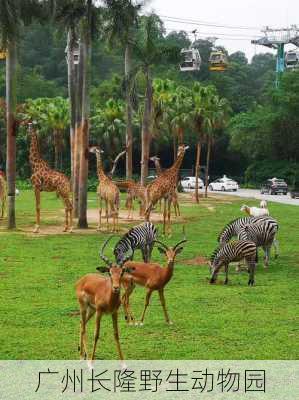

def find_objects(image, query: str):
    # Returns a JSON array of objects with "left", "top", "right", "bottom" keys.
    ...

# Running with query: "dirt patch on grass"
[
  {"left": 183, "top": 255, "right": 209, "bottom": 266},
  {"left": 19, "top": 208, "right": 186, "bottom": 236}
]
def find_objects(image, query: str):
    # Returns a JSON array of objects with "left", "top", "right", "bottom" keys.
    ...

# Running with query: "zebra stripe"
[
  {"left": 210, "top": 240, "right": 257, "bottom": 286},
  {"left": 218, "top": 216, "right": 278, "bottom": 245},
  {"left": 114, "top": 222, "right": 157, "bottom": 264},
  {"left": 237, "top": 220, "right": 278, "bottom": 267}
]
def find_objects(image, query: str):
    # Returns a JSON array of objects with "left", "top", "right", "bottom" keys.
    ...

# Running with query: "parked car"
[
  {"left": 181, "top": 176, "right": 204, "bottom": 191},
  {"left": 290, "top": 183, "right": 299, "bottom": 199},
  {"left": 260, "top": 178, "right": 288, "bottom": 195},
  {"left": 208, "top": 175, "right": 238, "bottom": 192}
]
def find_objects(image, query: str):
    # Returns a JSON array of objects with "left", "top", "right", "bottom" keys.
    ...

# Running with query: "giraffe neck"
[
  {"left": 29, "top": 131, "right": 44, "bottom": 171},
  {"left": 95, "top": 152, "right": 107, "bottom": 180},
  {"left": 168, "top": 150, "right": 185, "bottom": 176},
  {"left": 155, "top": 160, "right": 163, "bottom": 176}
]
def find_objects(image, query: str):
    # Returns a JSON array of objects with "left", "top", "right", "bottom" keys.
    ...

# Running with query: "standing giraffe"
[
  {"left": 28, "top": 123, "right": 73, "bottom": 233},
  {"left": 89, "top": 146, "right": 119, "bottom": 232},
  {"left": 150, "top": 155, "right": 180, "bottom": 217},
  {"left": 145, "top": 145, "right": 189, "bottom": 234},
  {"left": 115, "top": 180, "right": 146, "bottom": 219}
]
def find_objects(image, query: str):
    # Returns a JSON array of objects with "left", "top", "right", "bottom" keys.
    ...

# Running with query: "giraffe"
[
  {"left": 0, "top": 175, "right": 7, "bottom": 219},
  {"left": 115, "top": 180, "right": 146, "bottom": 219},
  {"left": 89, "top": 146, "right": 119, "bottom": 232},
  {"left": 28, "top": 123, "right": 73, "bottom": 233},
  {"left": 150, "top": 155, "right": 180, "bottom": 217},
  {"left": 145, "top": 145, "right": 189, "bottom": 235}
]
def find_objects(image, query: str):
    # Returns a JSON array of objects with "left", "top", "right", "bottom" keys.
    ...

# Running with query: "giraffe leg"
[
  {"left": 105, "top": 200, "right": 109, "bottom": 231},
  {"left": 97, "top": 195, "right": 102, "bottom": 231},
  {"left": 34, "top": 188, "right": 41, "bottom": 233},
  {"left": 68, "top": 200, "right": 73, "bottom": 233},
  {"left": 163, "top": 199, "right": 167, "bottom": 236},
  {"left": 167, "top": 198, "right": 172, "bottom": 236}
]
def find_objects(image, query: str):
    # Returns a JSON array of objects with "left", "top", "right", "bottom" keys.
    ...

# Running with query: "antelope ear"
[
  {"left": 96, "top": 266, "right": 110, "bottom": 273},
  {"left": 157, "top": 246, "right": 166, "bottom": 254},
  {"left": 175, "top": 246, "right": 184, "bottom": 255},
  {"left": 124, "top": 267, "right": 135, "bottom": 273}
]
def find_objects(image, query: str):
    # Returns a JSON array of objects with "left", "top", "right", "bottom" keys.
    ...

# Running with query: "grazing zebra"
[
  {"left": 114, "top": 222, "right": 157, "bottom": 264},
  {"left": 237, "top": 220, "right": 278, "bottom": 268},
  {"left": 210, "top": 240, "right": 257, "bottom": 286},
  {"left": 218, "top": 216, "right": 279, "bottom": 258}
]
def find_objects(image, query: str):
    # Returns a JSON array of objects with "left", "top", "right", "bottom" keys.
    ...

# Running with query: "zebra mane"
[
  {"left": 210, "top": 246, "right": 221, "bottom": 262},
  {"left": 217, "top": 217, "right": 244, "bottom": 242},
  {"left": 217, "top": 217, "right": 253, "bottom": 242}
]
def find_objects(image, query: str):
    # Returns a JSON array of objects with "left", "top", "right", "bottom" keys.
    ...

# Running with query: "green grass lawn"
[{"left": 0, "top": 190, "right": 298, "bottom": 360}]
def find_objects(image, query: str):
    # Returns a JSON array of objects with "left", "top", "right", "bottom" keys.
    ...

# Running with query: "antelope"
[
  {"left": 75, "top": 237, "right": 134, "bottom": 361},
  {"left": 122, "top": 239, "right": 187, "bottom": 326}
]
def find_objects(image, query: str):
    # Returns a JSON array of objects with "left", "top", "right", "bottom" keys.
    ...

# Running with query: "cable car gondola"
[
  {"left": 209, "top": 50, "right": 228, "bottom": 72},
  {"left": 180, "top": 48, "right": 201, "bottom": 72},
  {"left": 285, "top": 49, "right": 299, "bottom": 70}
]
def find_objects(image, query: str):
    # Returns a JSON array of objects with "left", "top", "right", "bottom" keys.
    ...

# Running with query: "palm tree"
[
  {"left": 204, "top": 93, "right": 231, "bottom": 198},
  {"left": 169, "top": 86, "right": 192, "bottom": 155},
  {"left": 104, "top": 0, "right": 143, "bottom": 179},
  {"left": 133, "top": 14, "right": 165, "bottom": 185},
  {"left": 55, "top": 0, "right": 86, "bottom": 217},
  {"left": 91, "top": 98, "right": 126, "bottom": 153},
  {"left": 23, "top": 97, "right": 70, "bottom": 170},
  {"left": 191, "top": 84, "right": 215, "bottom": 203},
  {"left": 0, "top": 0, "right": 45, "bottom": 229}
]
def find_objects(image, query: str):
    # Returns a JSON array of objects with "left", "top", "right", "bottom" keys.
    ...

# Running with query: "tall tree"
[
  {"left": 104, "top": 0, "right": 142, "bottom": 179},
  {"left": 191, "top": 84, "right": 215, "bottom": 203},
  {"left": 204, "top": 93, "right": 230, "bottom": 197},
  {"left": 134, "top": 14, "right": 165, "bottom": 185},
  {"left": 0, "top": 0, "right": 45, "bottom": 229},
  {"left": 55, "top": 0, "right": 87, "bottom": 218}
]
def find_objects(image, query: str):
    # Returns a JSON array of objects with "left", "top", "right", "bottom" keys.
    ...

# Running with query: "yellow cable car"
[
  {"left": 209, "top": 50, "right": 228, "bottom": 72},
  {"left": 0, "top": 49, "right": 7, "bottom": 60}
]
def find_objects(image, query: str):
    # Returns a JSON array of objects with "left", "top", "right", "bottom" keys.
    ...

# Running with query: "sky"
[{"left": 145, "top": 0, "right": 299, "bottom": 61}]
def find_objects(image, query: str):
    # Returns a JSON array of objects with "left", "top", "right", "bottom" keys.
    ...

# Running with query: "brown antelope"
[
  {"left": 75, "top": 237, "right": 134, "bottom": 361},
  {"left": 122, "top": 239, "right": 187, "bottom": 325}
]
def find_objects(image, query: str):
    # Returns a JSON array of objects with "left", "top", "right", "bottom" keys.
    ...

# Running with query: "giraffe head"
[
  {"left": 177, "top": 144, "right": 189, "bottom": 157},
  {"left": 89, "top": 146, "right": 104, "bottom": 155},
  {"left": 150, "top": 156, "right": 160, "bottom": 163}
]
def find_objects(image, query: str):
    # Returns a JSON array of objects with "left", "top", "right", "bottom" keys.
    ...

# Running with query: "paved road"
[{"left": 210, "top": 188, "right": 299, "bottom": 206}]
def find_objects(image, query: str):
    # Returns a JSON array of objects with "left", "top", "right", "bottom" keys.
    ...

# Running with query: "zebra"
[
  {"left": 237, "top": 220, "right": 278, "bottom": 268},
  {"left": 218, "top": 215, "right": 279, "bottom": 258},
  {"left": 210, "top": 240, "right": 257, "bottom": 286},
  {"left": 114, "top": 222, "right": 157, "bottom": 264}
]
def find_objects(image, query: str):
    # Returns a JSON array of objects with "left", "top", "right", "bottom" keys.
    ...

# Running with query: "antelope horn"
[
  {"left": 173, "top": 239, "right": 187, "bottom": 251},
  {"left": 153, "top": 240, "right": 168, "bottom": 250},
  {"left": 99, "top": 236, "right": 114, "bottom": 267},
  {"left": 119, "top": 250, "right": 133, "bottom": 267}
]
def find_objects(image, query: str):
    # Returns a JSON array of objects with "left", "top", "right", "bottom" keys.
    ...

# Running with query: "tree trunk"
[
  {"left": 125, "top": 44, "right": 133, "bottom": 179},
  {"left": 205, "top": 138, "right": 212, "bottom": 198},
  {"left": 173, "top": 131, "right": 177, "bottom": 161},
  {"left": 77, "top": 29, "right": 90, "bottom": 229},
  {"left": 74, "top": 37, "right": 83, "bottom": 218},
  {"left": 6, "top": 40, "right": 17, "bottom": 229},
  {"left": 53, "top": 129, "right": 59, "bottom": 170},
  {"left": 140, "top": 69, "right": 153, "bottom": 186},
  {"left": 195, "top": 140, "right": 202, "bottom": 203},
  {"left": 67, "top": 30, "right": 78, "bottom": 206}
]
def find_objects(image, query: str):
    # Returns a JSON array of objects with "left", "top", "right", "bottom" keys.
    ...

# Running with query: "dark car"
[
  {"left": 290, "top": 184, "right": 299, "bottom": 199},
  {"left": 260, "top": 178, "right": 288, "bottom": 195}
]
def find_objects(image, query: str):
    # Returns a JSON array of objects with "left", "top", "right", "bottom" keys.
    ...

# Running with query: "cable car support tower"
[{"left": 252, "top": 26, "right": 299, "bottom": 87}]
